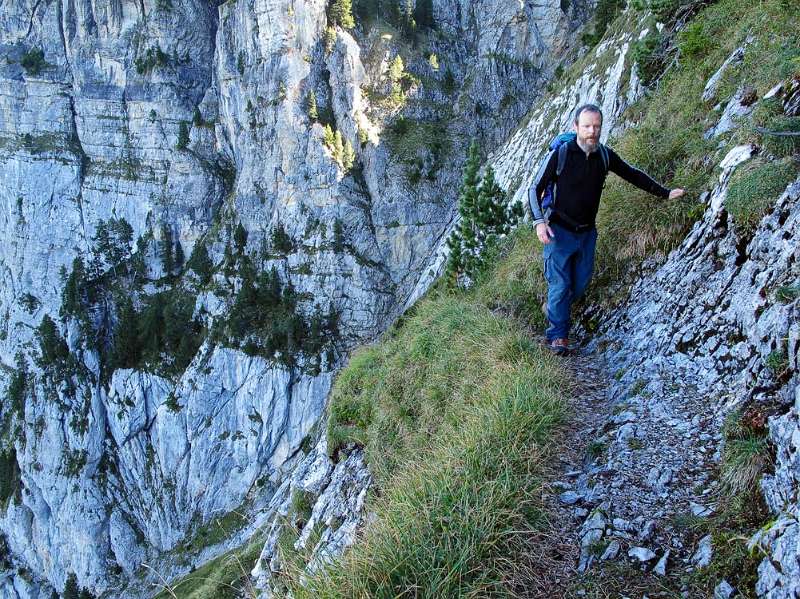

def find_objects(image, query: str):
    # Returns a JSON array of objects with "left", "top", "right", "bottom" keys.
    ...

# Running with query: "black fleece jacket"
[{"left": 529, "top": 140, "right": 670, "bottom": 230}]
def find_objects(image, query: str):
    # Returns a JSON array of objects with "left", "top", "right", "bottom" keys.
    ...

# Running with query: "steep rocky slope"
[
  {"left": 257, "top": 1, "right": 800, "bottom": 597},
  {"left": 3, "top": 0, "right": 799, "bottom": 597}
]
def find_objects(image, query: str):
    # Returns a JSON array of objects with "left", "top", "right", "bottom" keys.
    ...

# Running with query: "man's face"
[{"left": 575, "top": 110, "right": 602, "bottom": 152}]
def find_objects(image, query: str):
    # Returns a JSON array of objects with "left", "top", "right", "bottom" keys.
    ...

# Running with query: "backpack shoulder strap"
[
  {"left": 556, "top": 142, "right": 569, "bottom": 177},
  {"left": 599, "top": 144, "right": 609, "bottom": 174}
]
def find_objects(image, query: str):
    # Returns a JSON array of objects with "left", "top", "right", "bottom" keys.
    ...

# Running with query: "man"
[{"left": 530, "top": 104, "right": 685, "bottom": 354}]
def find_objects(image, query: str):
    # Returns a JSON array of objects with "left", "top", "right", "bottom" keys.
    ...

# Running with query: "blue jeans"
[{"left": 543, "top": 223, "right": 598, "bottom": 341}]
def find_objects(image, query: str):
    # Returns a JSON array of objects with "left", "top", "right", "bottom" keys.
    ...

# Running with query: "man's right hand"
[{"left": 536, "top": 222, "right": 555, "bottom": 245}]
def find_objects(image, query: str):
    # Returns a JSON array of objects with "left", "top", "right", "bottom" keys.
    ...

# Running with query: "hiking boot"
[{"left": 547, "top": 338, "right": 569, "bottom": 355}]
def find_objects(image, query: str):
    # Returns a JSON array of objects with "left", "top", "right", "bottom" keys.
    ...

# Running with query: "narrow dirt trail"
[{"left": 515, "top": 346, "right": 732, "bottom": 598}]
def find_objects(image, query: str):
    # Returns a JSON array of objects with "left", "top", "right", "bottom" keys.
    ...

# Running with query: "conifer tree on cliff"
[
  {"left": 447, "top": 140, "right": 522, "bottom": 282},
  {"left": 329, "top": 0, "right": 355, "bottom": 29}
]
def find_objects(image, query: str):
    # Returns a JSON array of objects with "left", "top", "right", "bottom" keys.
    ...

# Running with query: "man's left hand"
[{"left": 669, "top": 188, "right": 685, "bottom": 200}]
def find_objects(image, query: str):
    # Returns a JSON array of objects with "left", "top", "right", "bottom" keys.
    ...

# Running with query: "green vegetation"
[
  {"left": 332, "top": 218, "right": 345, "bottom": 253},
  {"left": 6, "top": 353, "right": 28, "bottom": 417},
  {"left": 586, "top": 439, "right": 606, "bottom": 459},
  {"left": 679, "top": 19, "right": 712, "bottom": 61},
  {"left": 160, "top": 223, "right": 185, "bottom": 274},
  {"left": 775, "top": 284, "right": 800, "bottom": 302},
  {"left": 721, "top": 424, "right": 772, "bottom": 497},
  {"left": 36, "top": 314, "right": 69, "bottom": 368},
  {"left": 631, "top": 29, "right": 666, "bottom": 87},
  {"left": 19, "top": 293, "right": 40, "bottom": 313},
  {"left": 63, "top": 449, "right": 88, "bottom": 477},
  {"left": 176, "top": 121, "right": 190, "bottom": 150},
  {"left": 679, "top": 407, "right": 774, "bottom": 597},
  {"left": 353, "top": 0, "right": 435, "bottom": 37},
  {"left": 60, "top": 218, "right": 204, "bottom": 379},
  {"left": 627, "top": 437, "right": 644, "bottom": 450},
  {"left": 748, "top": 99, "right": 800, "bottom": 157},
  {"left": 327, "top": 0, "right": 355, "bottom": 29},
  {"left": 631, "top": 0, "right": 695, "bottom": 22},
  {"left": 159, "top": 0, "right": 797, "bottom": 594},
  {"left": 446, "top": 140, "right": 524, "bottom": 281},
  {"left": 306, "top": 90, "right": 318, "bottom": 121},
  {"left": 323, "top": 26, "right": 337, "bottom": 54},
  {"left": 135, "top": 45, "right": 169, "bottom": 74},
  {"left": 154, "top": 535, "right": 264, "bottom": 599},
  {"left": 20, "top": 48, "right": 46, "bottom": 75},
  {"left": 765, "top": 348, "right": 789, "bottom": 375},
  {"left": 593, "top": 0, "right": 800, "bottom": 308},
  {"left": 388, "top": 54, "right": 406, "bottom": 104},
  {"left": 385, "top": 117, "right": 450, "bottom": 183},
  {"left": 0, "top": 447, "right": 20, "bottom": 505},
  {"left": 214, "top": 263, "right": 338, "bottom": 371},
  {"left": 473, "top": 226, "right": 546, "bottom": 328},
  {"left": 290, "top": 489, "right": 315, "bottom": 527},
  {"left": 63, "top": 573, "right": 80, "bottom": 599},
  {"left": 270, "top": 519, "right": 326, "bottom": 594},
  {"left": 581, "top": 0, "right": 625, "bottom": 47},
  {"left": 726, "top": 158, "right": 799, "bottom": 233},
  {"left": 20, "top": 132, "right": 64, "bottom": 155},
  {"left": 291, "top": 225, "right": 567, "bottom": 596},
  {"left": 187, "top": 241, "right": 214, "bottom": 284},
  {"left": 270, "top": 222, "right": 294, "bottom": 255},
  {"left": 185, "top": 509, "right": 249, "bottom": 552},
  {"left": 125, "top": 289, "right": 204, "bottom": 374},
  {"left": 322, "top": 125, "right": 355, "bottom": 171}
]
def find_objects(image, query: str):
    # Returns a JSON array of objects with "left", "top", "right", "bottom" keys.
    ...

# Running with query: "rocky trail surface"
[{"left": 532, "top": 351, "right": 732, "bottom": 598}]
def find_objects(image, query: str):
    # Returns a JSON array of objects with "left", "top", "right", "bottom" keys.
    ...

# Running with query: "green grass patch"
[
  {"left": 765, "top": 348, "right": 790, "bottom": 375},
  {"left": 474, "top": 225, "right": 547, "bottom": 329},
  {"left": 626, "top": 437, "right": 644, "bottom": 450},
  {"left": 289, "top": 489, "right": 315, "bottom": 527},
  {"left": 183, "top": 509, "right": 249, "bottom": 553},
  {"left": 153, "top": 535, "right": 263, "bottom": 599},
  {"left": 741, "top": 97, "right": 800, "bottom": 158},
  {"left": 586, "top": 439, "right": 606, "bottom": 460},
  {"left": 308, "top": 229, "right": 567, "bottom": 597},
  {"left": 725, "top": 157, "right": 799, "bottom": 233},
  {"left": 775, "top": 284, "right": 800, "bottom": 302}
]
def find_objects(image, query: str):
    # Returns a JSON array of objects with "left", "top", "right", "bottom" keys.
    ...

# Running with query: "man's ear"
[{"left": 572, "top": 122, "right": 578, "bottom": 132}]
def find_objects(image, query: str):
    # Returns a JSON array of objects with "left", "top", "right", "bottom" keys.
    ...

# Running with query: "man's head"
[{"left": 573, "top": 104, "right": 603, "bottom": 153}]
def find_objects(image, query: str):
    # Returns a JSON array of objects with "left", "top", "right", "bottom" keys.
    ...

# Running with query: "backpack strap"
[
  {"left": 550, "top": 142, "right": 570, "bottom": 211},
  {"left": 599, "top": 144, "right": 609, "bottom": 174},
  {"left": 555, "top": 141, "right": 569, "bottom": 178}
]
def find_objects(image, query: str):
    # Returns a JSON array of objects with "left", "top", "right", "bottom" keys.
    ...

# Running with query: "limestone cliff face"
[{"left": 0, "top": 0, "right": 584, "bottom": 596}]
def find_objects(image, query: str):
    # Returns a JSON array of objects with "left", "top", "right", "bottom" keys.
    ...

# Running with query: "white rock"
[
  {"left": 653, "top": 550, "right": 670, "bottom": 575},
  {"left": 628, "top": 546, "right": 657, "bottom": 562},
  {"left": 692, "top": 535, "right": 714, "bottom": 568}
]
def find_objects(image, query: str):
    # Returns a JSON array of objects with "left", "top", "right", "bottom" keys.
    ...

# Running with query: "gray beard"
[{"left": 577, "top": 138, "right": 598, "bottom": 154}]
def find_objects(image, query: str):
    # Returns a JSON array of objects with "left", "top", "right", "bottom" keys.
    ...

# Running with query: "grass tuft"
[{"left": 725, "top": 157, "right": 799, "bottom": 233}]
